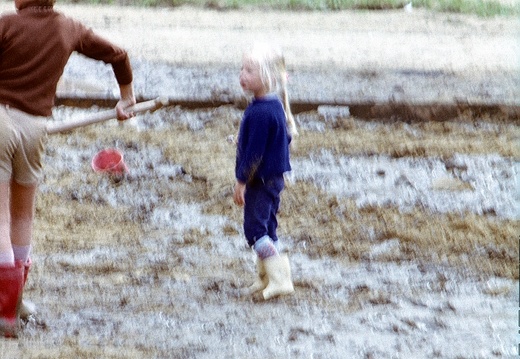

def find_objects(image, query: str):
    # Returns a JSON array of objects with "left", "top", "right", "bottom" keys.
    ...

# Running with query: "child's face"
[{"left": 239, "top": 56, "right": 266, "bottom": 98}]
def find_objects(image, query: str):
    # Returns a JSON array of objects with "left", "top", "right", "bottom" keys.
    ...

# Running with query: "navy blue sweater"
[{"left": 235, "top": 96, "right": 291, "bottom": 184}]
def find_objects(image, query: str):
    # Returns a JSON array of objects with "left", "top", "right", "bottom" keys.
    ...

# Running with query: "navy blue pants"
[{"left": 243, "top": 176, "right": 285, "bottom": 248}]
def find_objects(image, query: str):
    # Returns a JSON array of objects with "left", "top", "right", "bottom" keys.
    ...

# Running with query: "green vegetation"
[{"left": 62, "top": 0, "right": 519, "bottom": 16}]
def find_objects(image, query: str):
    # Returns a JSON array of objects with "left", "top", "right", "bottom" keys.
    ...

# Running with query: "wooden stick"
[{"left": 46, "top": 97, "right": 169, "bottom": 135}]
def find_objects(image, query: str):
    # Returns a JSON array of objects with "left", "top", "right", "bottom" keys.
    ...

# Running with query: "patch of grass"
[
  {"left": 279, "top": 113, "right": 518, "bottom": 279},
  {"left": 293, "top": 115, "right": 520, "bottom": 159},
  {"left": 280, "top": 184, "right": 519, "bottom": 279},
  {"left": 62, "top": 0, "right": 520, "bottom": 16},
  {"left": 421, "top": 0, "right": 517, "bottom": 16}
]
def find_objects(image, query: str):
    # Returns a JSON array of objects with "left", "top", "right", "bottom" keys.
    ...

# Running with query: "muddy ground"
[{"left": 0, "top": 3, "right": 519, "bottom": 359}]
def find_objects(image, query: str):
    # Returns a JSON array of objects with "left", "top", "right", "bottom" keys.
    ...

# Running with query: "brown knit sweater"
[{"left": 0, "top": 5, "right": 133, "bottom": 116}]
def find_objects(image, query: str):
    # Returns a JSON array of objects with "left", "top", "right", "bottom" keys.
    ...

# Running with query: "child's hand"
[
  {"left": 116, "top": 83, "right": 136, "bottom": 121},
  {"left": 115, "top": 98, "right": 136, "bottom": 121},
  {"left": 233, "top": 182, "right": 246, "bottom": 206}
]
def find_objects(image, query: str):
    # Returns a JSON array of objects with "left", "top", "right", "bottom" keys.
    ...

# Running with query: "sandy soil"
[
  {"left": 0, "top": 3, "right": 518, "bottom": 359},
  {"left": 39, "top": 4, "right": 520, "bottom": 108}
]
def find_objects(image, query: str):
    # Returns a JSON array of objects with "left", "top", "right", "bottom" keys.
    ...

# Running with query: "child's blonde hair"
[{"left": 246, "top": 43, "right": 298, "bottom": 137}]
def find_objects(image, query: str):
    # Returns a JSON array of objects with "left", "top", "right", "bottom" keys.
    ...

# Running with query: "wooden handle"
[{"left": 46, "top": 97, "right": 169, "bottom": 135}]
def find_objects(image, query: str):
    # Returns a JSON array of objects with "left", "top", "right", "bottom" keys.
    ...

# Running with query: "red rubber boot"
[{"left": 0, "top": 261, "right": 24, "bottom": 338}]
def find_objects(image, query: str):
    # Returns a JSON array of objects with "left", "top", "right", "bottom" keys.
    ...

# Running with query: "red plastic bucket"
[{"left": 91, "top": 148, "right": 128, "bottom": 175}]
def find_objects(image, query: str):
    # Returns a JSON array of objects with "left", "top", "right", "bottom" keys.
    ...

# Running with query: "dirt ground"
[
  {"left": 50, "top": 4, "right": 520, "bottom": 109},
  {"left": 0, "top": 3, "right": 519, "bottom": 359}
]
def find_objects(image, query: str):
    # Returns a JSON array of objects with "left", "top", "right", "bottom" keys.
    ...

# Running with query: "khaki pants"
[{"left": 0, "top": 105, "right": 48, "bottom": 185}]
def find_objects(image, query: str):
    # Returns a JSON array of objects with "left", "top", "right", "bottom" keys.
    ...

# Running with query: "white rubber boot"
[
  {"left": 247, "top": 258, "right": 268, "bottom": 294},
  {"left": 262, "top": 254, "right": 294, "bottom": 300}
]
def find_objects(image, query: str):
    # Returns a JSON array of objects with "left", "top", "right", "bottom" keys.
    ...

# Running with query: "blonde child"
[
  {"left": 0, "top": 0, "right": 135, "bottom": 337},
  {"left": 233, "top": 43, "right": 297, "bottom": 300}
]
